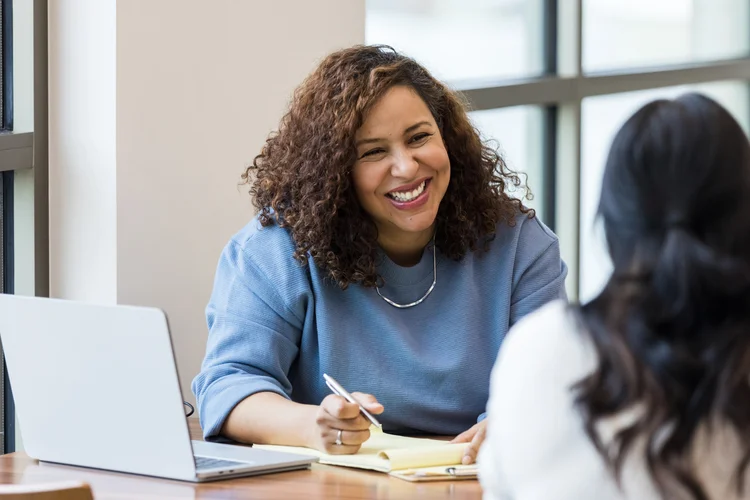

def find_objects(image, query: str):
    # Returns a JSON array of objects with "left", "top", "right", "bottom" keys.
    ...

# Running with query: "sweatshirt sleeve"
[
  {"left": 509, "top": 218, "right": 568, "bottom": 327},
  {"left": 191, "top": 239, "right": 306, "bottom": 440}
]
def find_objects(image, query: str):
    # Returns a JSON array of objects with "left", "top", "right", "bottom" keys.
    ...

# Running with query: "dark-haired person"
[
  {"left": 192, "top": 45, "right": 567, "bottom": 464},
  {"left": 479, "top": 93, "right": 750, "bottom": 499}
]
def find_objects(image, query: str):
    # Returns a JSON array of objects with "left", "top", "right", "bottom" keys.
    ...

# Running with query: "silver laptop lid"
[{"left": 0, "top": 295, "right": 198, "bottom": 481}]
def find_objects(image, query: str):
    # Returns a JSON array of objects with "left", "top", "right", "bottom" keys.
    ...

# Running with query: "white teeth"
[{"left": 389, "top": 181, "right": 426, "bottom": 202}]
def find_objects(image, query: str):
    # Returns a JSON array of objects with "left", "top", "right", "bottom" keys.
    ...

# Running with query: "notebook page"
[
  {"left": 254, "top": 430, "right": 464, "bottom": 473},
  {"left": 378, "top": 442, "right": 465, "bottom": 470}
]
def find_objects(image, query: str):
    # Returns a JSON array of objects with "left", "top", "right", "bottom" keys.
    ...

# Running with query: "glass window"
[
  {"left": 469, "top": 106, "right": 546, "bottom": 222},
  {"left": 579, "top": 81, "right": 750, "bottom": 302},
  {"left": 366, "top": 0, "right": 545, "bottom": 86},
  {"left": 583, "top": 0, "right": 750, "bottom": 72}
]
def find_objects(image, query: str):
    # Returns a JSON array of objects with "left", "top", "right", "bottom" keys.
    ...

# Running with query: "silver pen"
[
  {"left": 445, "top": 466, "right": 479, "bottom": 477},
  {"left": 323, "top": 373, "right": 383, "bottom": 429}
]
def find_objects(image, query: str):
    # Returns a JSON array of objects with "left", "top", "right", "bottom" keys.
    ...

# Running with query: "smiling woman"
[
  {"left": 192, "top": 45, "right": 567, "bottom": 467},
  {"left": 352, "top": 86, "right": 450, "bottom": 267}
]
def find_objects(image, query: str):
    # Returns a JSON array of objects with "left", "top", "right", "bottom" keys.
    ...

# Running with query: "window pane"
[
  {"left": 579, "top": 81, "right": 749, "bottom": 302},
  {"left": 469, "top": 106, "right": 546, "bottom": 222},
  {"left": 366, "top": 0, "right": 545, "bottom": 86},
  {"left": 583, "top": 0, "right": 750, "bottom": 72}
]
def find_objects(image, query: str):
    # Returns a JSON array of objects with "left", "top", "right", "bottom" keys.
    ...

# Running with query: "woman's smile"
[{"left": 385, "top": 178, "right": 432, "bottom": 210}]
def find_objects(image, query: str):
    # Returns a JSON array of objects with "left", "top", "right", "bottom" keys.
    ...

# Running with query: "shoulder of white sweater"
[
  {"left": 482, "top": 300, "right": 611, "bottom": 499},
  {"left": 494, "top": 299, "right": 597, "bottom": 389},
  {"left": 482, "top": 301, "right": 662, "bottom": 500}
]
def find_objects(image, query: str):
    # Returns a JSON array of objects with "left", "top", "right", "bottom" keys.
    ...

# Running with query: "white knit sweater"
[{"left": 478, "top": 300, "right": 749, "bottom": 500}]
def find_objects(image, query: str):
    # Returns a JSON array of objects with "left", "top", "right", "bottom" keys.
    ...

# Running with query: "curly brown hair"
[{"left": 244, "top": 45, "right": 532, "bottom": 289}]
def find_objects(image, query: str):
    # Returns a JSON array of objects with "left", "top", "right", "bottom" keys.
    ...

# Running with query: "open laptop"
[{"left": 0, "top": 294, "right": 317, "bottom": 482}]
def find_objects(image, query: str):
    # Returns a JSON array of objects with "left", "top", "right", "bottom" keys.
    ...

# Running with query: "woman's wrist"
[
  {"left": 300, "top": 404, "right": 321, "bottom": 449},
  {"left": 221, "top": 393, "right": 318, "bottom": 447}
]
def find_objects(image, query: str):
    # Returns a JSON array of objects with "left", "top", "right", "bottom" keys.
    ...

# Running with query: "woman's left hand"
[{"left": 450, "top": 419, "right": 487, "bottom": 465}]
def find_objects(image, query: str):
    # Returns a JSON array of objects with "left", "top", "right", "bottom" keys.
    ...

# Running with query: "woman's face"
[{"left": 352, "top": 85, "right": 451, "bottom": 246}]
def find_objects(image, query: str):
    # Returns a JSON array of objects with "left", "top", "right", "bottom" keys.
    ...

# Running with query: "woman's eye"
[
  {"left": 361, "top": 148, "right": 385, "bottom": 159},
  {"left": 410, "top": 132, "right": 432, "bottom": 143}
]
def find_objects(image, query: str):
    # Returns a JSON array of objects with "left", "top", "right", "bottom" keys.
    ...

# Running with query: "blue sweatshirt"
[{"left": 192, "top": 212, "right": 567, "bottom": 439}]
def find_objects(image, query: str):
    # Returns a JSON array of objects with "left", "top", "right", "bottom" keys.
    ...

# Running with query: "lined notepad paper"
[{"left": 254, "top": 427, "right": 477, "bottom": 481}]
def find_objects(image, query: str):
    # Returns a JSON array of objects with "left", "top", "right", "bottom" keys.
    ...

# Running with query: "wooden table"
[{"left": 0, "top": 419, "right": 483, "bottom": 499}]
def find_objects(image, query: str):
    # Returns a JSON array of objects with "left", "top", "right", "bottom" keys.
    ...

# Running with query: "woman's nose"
[{"left": 390, "top": 150, "right": 419, "bottom": 178}]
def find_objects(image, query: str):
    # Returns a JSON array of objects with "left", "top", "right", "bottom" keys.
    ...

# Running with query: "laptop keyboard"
[{"left": 194, "top": 455, "right": 252, "bottom": 471}]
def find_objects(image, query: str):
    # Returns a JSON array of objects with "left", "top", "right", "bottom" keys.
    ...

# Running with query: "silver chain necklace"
[{"left": 375, "top": 242, "right": 437, "bottom": 309}]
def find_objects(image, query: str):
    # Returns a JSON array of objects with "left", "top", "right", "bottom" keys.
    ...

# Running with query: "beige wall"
[{"left": 49, "top": 0, "right": 365, "bottom": 404}]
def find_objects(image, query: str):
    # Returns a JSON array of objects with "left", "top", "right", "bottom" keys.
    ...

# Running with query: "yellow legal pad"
[{"left": 254, "top": 427, "right": 478, "bottom": 482}]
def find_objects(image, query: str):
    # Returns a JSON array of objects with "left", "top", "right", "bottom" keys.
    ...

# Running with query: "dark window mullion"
[
  {"left": 541, "top": 107, "right": 557, "bottom": 231},
  {"left": 2, "top": 0, "right": 12, "bottom": 131},
  {"left": 540, "top": 0, "right": 558, "bottom": 231},
  {"left": 2, "top": 170, "right": 12, "bottom": 454},
  {"left": 1, "top": 0, "right": 13, "bottom": 454}
]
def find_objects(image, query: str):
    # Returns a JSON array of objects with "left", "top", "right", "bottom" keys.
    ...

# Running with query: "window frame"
[
  {"left": 446, "top": 0, "right": 750, "bottom": 299},
  {"left": 0, "top": 0, "right": 48, "bottom": 454}
]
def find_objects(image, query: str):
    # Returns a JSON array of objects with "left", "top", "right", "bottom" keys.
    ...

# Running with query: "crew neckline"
[{"left": 376, "top": 240, "right": 441, "bottom": 287}]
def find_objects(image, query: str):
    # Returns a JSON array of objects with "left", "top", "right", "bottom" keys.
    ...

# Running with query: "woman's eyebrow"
[
  {"left": 355, "top": 136, "right": 383, "bottom": 147},
  {"left": 403, "top": 121, "right": 431, "bottom": 134},
  {"left": 355, "top": 120, "right": 432, "bottom": 147}
]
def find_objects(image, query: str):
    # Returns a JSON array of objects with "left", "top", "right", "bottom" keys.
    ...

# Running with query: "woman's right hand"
[{"left": 307, "top": 392, "right": 384, "bottom": 454}]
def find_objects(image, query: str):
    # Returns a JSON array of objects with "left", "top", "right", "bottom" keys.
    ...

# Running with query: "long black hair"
[{"left": 576, "top": 93, "right": 750, "bottom": 499}]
